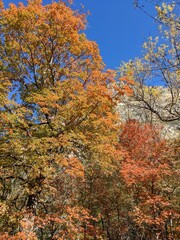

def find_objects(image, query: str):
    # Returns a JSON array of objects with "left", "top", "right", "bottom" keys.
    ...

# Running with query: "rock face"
[{"left": 117, "top": 87, "right": 180, "bottom": 139}]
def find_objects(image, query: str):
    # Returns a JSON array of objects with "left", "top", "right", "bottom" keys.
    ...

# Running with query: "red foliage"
[{"left": 119, "top": 120, "right": 178, "bottom": 239}]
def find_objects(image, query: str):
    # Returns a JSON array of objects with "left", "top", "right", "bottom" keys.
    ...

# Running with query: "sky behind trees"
[
  {"left": 4, "top": 0, "right": 158, "bottom": 69},
  {"left": 1, "top": 1, "right": 179, "bottom": 239}
]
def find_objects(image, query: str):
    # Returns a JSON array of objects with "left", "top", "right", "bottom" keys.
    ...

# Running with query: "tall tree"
[
  {"left": 0, "top": 0, "right": 124, "bottom": 238},
  {"left": 119, "top": 120, "right": 179, "bottom": 240}
]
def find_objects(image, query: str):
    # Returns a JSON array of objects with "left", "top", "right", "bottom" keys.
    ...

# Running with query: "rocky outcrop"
[{"left": 117, "top": 87, "right": 180, "bottom": 139}]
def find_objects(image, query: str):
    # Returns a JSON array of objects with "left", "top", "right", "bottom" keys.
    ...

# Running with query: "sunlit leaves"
[{"left": 0, "top": 0, "right": 124, "bottom": 238}]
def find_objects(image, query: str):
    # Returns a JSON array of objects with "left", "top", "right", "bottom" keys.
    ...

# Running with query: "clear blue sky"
[{"left": 3, "top": 0, "right": 158, "bottom": 70}]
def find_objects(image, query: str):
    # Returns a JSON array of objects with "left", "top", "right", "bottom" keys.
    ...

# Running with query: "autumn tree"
[
  {"left": 119, "top": 2, "right": 180, "bottom": 123},
  {"left": 0, "top": 0, "right": 125, "bottom": 238},
  {"left": 119, "top": 120, "right": 179, "bottom": 240}
]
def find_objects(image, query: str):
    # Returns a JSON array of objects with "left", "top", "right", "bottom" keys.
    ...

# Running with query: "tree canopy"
[
  {"left": 0, "top": 0, "right": 179, "bottom": 239},
  {"left": 119, "top": 2, "right": 180, "bottom": 123}
]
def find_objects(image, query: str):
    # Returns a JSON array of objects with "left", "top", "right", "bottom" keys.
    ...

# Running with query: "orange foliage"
[
  {"left": 119, "top": 120, "right": 179, "bottom": 239},
  {"left": 0, "top": 0, "right": 124, "bottom": 238}
]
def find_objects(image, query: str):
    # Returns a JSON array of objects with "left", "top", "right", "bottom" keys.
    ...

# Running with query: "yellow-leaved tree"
[
  {"left": 0, "top": 0, "right": 126, "bottom": 238},
  {"left": 119, "top": 2, "right": 180, "bottom": 123}
]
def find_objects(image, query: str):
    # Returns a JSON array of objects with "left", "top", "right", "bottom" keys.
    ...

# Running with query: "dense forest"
[{"left": 0, "top": 0, "right": 179, "bottom": 239}]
